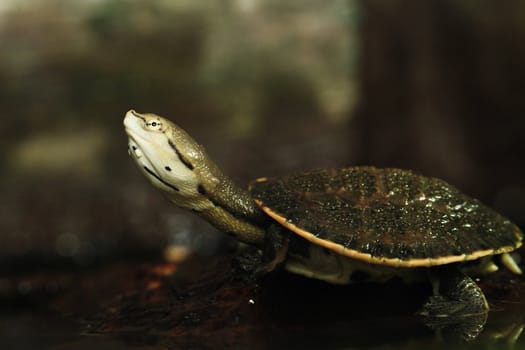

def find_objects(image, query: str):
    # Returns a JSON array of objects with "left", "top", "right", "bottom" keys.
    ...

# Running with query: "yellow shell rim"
[{"left": 255, "top": 199, "right": 522, "bottom": 268}]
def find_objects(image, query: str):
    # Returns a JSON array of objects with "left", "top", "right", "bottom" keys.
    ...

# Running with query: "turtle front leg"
[
  {"left": 257, "top": 224, "right": 290, "bottom": 275},
  {"left": 233, "top": 224, "right": 289, "bottom": 280},
  {"left": 421, "top": 267, "right": 489, "bottom": 341}
]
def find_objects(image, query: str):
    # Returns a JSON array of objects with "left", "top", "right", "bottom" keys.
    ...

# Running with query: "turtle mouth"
[{"left": 124, "top": 110, "right": 150, "bottom": 159}]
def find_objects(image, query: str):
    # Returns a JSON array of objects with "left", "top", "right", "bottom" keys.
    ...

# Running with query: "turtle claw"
[{"left": 232, "top": 247, "right": 264, "bottom": 281}]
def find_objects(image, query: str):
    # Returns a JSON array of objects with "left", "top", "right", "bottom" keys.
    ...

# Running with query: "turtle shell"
[{"left": 249, "top": 167, "right": 523, "bottom": 267}]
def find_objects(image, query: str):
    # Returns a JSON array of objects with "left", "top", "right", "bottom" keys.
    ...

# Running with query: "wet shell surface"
[{"left": 249, "top": 167, "right": 523, "bottom": 267}]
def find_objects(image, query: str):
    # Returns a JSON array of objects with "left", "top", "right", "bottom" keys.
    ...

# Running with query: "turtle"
[{"left": 123, "top": 109, "right": 523, "bottom": 319}]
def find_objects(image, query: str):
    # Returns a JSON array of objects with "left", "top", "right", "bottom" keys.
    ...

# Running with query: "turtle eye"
[{"left": 145, "top": 119, "right": 162, "bottom": 131}]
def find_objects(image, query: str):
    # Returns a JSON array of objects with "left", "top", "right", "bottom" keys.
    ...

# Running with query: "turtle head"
[
  {"left": 123, "top": 109, "right": 206, "bottom": 209},
  {"left": 123, "top": 110, "right": 266, "bottom": 245}
]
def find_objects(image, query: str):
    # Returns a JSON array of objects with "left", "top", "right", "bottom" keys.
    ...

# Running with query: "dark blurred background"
[
  {"left": 0, "top": 0, "right": 524, "bottom": 272},
  {"left": 2, "top": 1, "right": 525, "bottom": 349}
]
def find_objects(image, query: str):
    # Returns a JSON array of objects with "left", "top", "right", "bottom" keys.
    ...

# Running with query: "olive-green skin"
[{"left": 250, "top": 167, "right": 522, "bottom": 264}]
